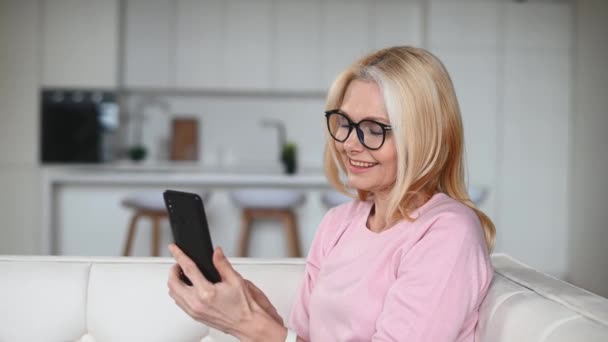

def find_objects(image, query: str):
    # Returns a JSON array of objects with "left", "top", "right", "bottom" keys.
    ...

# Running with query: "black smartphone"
[{"left": 163, "top": 190, "right": 221, "bottom": 285}]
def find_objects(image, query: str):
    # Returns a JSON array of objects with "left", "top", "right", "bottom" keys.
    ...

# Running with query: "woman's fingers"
[
  {"left": 212, "top": 247, "right": 241, "bottom": 284},
  {"left": 168, "top": 264, "right": 188, "bottom": 293},
  {"left": 168, "top": 263, "right": 214, "bottom": 319},
  {"left": 169, "top": 244, "right": 211, "bottom": 288}
]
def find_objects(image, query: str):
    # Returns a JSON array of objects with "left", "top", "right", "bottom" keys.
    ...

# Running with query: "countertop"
[{"left": 41, "top": 161, "right": 330, "bottom": 188}]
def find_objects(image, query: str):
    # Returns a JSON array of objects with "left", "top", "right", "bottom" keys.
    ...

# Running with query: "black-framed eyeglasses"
[{"left": 324, "top": 109, "right": 392, "bottom": 150}]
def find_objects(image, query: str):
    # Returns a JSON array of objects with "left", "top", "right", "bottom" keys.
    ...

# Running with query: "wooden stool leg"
[
  {"left": 123, "top": 213, "right": 140, "bottom": 256},
  {"left": 152, "top": 215, "right": 161, "bottom": 257},
  {"left": 237, "top": 209, "right": 253, "bottom": 257},
  {"left": 284, "top": 211, "right": 301, "bottom": 258}
]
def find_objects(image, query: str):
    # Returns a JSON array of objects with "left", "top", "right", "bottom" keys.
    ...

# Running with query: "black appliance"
[{"left": 40, "top": 89, "right": 119, "bottom": 163}]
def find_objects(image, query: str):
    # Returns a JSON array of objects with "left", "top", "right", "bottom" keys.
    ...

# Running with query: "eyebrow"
[{"left": 337, "top": 109, "right": 390, "bottom": 124}]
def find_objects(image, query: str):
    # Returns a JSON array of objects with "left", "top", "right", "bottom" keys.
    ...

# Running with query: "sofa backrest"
[
  {"left": 479, "top": 254, "right": 608, "bottom": 342},
  {"left": 0, "top": 254, "right": 607, "bottom": 342}
]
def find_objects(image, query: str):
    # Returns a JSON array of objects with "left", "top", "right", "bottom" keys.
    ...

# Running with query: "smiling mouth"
[{"left": 349, "top": 159, "right": 377, "bottom": 168}]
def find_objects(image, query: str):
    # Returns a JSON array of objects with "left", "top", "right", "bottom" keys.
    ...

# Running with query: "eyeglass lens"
[{"left": 327, "top": 112, "right": 386, "bottom": 149}]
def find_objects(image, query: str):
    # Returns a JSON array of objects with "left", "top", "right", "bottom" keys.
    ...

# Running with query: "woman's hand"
[
  {"left": 245, "top": 279, "right": 284, "bottom": 326},
  {"left": 167, "top": 244, "right": 287, "bottom": 341}
]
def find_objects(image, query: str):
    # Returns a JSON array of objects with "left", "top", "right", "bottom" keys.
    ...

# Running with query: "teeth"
[{"left": 350, "top": 159, "right": 376, "bottom": 168}]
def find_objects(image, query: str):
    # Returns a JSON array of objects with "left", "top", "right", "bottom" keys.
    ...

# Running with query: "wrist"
[{"left": 238, "top": 310, "right": 287, "bottom": 342}]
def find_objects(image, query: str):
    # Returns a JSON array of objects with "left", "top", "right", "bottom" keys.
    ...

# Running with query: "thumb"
[{"left": 212, "top": 247, "right": 240, "bottom": 284}]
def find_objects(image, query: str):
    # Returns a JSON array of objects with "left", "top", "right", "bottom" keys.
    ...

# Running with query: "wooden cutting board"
[{"left": 170, "top": 118, "right": 198, "bottom": 161}]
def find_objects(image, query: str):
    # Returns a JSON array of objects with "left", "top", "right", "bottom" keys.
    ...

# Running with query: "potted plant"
[
  {"left": 128, "top": 145, "right": 147, "bottom": 162},
  {"left": 281, "top": 142, "right": 297, "bottom": 175}
]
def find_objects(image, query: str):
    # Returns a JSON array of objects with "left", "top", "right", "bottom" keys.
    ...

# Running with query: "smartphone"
[{"left": 163, "top": 190, "right": 221, "bottom": 285}]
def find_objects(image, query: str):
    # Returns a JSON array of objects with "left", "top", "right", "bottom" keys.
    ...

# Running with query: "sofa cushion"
[
  {"left": 87, "top": 261, "right": 207, "bottom": 341},
  {"left": 0, "top": 260, "right": 89, "bottom": 342}
]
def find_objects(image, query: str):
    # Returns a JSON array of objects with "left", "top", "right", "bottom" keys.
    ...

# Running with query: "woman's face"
[{"left": 335, "top": 80, "right": 397, "bottom": 196}]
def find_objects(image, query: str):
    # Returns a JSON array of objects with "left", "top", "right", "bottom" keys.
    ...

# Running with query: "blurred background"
[{"left": 0, "top": 0, "right": 606, "bottom": 297}]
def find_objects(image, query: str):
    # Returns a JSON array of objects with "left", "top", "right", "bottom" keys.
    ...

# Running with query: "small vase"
[{"left": 283, "top": 159, "right": 297, "bottom": 175}]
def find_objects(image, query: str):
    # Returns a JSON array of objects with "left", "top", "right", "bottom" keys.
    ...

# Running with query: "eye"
[
  {"left": 368, "top": 127, "right": 383, "bottom": 136},
  {"left": 361, "top": 122, "right": 384, "bottom": 136},
  {"left": 336, "top": 115, "right": 350, "bottom": 128}
]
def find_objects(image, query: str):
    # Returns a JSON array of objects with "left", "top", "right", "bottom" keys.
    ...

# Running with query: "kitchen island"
[{"left": 41, "top": 163, "right": 332, "bottom": 257}]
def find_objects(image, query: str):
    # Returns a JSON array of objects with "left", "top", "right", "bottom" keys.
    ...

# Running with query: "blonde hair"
[{"left": 323, "top": 46, "right": 496, "bottom": 252}]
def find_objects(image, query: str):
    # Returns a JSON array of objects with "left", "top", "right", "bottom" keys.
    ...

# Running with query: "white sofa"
[{"left": 1, "top": 254, "right": 607, "bottom": 342}]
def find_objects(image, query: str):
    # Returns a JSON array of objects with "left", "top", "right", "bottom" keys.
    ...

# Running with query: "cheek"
[
  {"left": 377, "top": 149, "right": 398, "bottom": 177},
  {"left": 335, "top": 141, "right": 346, "bottom": 156}
]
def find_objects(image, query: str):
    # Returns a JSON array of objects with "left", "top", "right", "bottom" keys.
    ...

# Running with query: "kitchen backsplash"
[{"left": 120, "top": 94, "right": 327, "bottom": 169}]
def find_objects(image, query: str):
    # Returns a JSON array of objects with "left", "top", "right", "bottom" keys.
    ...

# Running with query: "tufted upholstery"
[{"left": 0, "top": 254, "right": 607, "bottom": 341}]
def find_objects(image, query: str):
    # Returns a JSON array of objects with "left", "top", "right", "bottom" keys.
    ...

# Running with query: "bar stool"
[
  {"left": 320, "top": 190, "right": 352, "bottom": 209},
  {"left": 121, "top": 190, "right": 209, "bottom": 256},
  {"left": 229, "top": 189, "right": 305, "bottom": 257}
]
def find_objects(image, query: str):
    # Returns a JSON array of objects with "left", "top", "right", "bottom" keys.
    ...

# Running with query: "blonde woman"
[{"left": 167, "top": 46, "right": 496, "bottom": 342}]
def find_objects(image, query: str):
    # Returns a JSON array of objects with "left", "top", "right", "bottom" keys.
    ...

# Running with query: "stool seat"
[
  {"left": 230, "top": 189, "right": 305, "bottom": 209},
  {"left": 122, "top": 191, "right": 210, "bottom": 212},
  {"left": 122, "top": 191, "right": 167, "bottom": 212},
  {"left": 320, "top": 190, "right": 352, "bottom": 208}
]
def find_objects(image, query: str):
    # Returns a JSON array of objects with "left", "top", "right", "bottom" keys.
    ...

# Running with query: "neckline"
[{"left": 359, "top": 192, "right": 445, "bottom": 236}]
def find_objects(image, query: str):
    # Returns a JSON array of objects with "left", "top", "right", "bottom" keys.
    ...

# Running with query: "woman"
[{"left": 167, "top": 46, "right": 496, "bottom": 342}]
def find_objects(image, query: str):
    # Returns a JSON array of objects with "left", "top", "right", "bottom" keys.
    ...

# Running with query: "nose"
[{"left": 342, "top": 128, "right": 364, "bottom": 152}]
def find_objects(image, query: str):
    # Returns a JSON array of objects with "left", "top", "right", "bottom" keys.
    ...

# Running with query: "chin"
[{"left": 346, "top": 178, "right": 373, "bottom": 192}]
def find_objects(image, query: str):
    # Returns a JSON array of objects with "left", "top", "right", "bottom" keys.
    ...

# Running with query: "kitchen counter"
[
  {"left": 41, "top": 163, "right": 329, "bottom": 188},
  {"left": 40, "top": 163, "right": 331, "bottom": 255}
]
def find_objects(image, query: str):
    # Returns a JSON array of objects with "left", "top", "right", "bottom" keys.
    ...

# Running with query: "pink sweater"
[{"left": 288, "top": 193, "right": 493, "bottom": 341}]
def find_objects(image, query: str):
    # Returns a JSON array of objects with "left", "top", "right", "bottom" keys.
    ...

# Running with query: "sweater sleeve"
[{"left": 372, "top": 210, "right": 493, "bottom": 342}]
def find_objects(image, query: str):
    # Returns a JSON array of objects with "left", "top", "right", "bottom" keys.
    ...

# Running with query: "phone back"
[{"left": 163, "top": 190, "right": 221, "bottom": 283}]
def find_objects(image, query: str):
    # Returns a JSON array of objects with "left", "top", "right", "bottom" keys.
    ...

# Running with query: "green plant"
[
  {"left": 128, "top": 145, "right": 147, "bottom": 162},
  {"left": 280, "top": 142, "right": 297, "bottom": 174}
]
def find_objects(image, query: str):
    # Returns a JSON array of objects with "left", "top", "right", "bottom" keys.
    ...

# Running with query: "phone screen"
[{"left": 164, "top": 190, "right": 221, "bottom": 284}]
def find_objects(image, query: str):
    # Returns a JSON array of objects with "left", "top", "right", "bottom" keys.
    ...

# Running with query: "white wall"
[
  {"left": 568, "top": 0, "right": 608, "bottom": 297},
  {"left": 122, "top": 95, "right": 327, "bottom": 170},
  {"left": 0, "top": 0, "right": 40, "bottom": 254}
]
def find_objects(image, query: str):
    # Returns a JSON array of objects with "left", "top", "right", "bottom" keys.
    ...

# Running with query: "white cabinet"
[
  {"left": 274, "top": 1, "right": 323, "bottom": 91},
  {"left": 429, "top": 0, "right": 499, "bottom": 49},
  {"left": 0, "top": 0, "right": 39, "bottom": 165},
  {"left": 223, "top": 0, "right": 273, "bottom": 90},
  {"left": 0, "top": 0, "right": 40, "bottom": 253},
  {"left": 499, "top": 1, "right": 572, "bottom": 276},
  {"left": 123, "top": 0, "right": 174, "bottom": 88},
  {"left": 372, "top": 0, "right": 423, "bottom": 49},
  {"left": 128, "top": 0, "right": 424, "bottom": 92},
  {"left": 321, "top": 1, "right": 371, "bottom": 88},
  {"left": 175, "top": 0, "right": 224, "bottom": 89},
  {"left": 41, "top": 0, "right": 119, "bottom": 88},
  {"left": 166, "top": 0, "right": 274, "bottom": 90}
]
